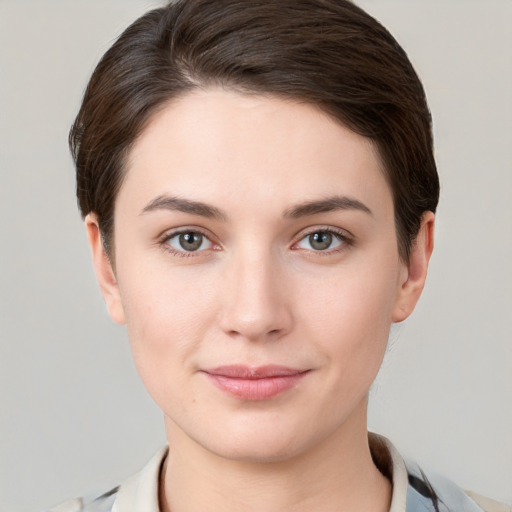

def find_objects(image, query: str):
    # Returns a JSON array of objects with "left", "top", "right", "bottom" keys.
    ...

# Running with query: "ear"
[
  {"left": 85, "top": 213, "right": 126, "bottom": 325},
  {"left": 392, "top": 211, "right": 435, "bottom": 323}
]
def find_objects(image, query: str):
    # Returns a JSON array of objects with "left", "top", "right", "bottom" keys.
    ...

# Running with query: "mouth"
[{"left": 201, "top": 365, "right": 310, "bottom": 401}]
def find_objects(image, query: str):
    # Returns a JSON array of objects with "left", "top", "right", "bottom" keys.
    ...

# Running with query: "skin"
[{"left": 87, "top": 89, "right": 434, "bottom": 512}]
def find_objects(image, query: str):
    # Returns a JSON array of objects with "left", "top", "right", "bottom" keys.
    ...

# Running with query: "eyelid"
[
  {"left": 156, "top": 225, "right": 353, "bottom": 257},
  {"left": 158, "top": 226, "right": 220, "bottom": 256},
  {"left": 291, "top": 225, "right": 354, "bottom": 252}
]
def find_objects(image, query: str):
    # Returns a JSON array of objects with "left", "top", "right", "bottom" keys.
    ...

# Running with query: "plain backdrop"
[{"left": 0, "top": 1, "right": 511, "bottom": 511}]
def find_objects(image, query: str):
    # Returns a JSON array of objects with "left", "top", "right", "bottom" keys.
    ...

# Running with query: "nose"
[{"left": 218, "top": 249, "right": 293, "bottom": 342}]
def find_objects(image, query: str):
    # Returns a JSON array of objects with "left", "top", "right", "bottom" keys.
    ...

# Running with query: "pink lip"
[{"left": 202, "top": 365, "right": 309, "bottom": 401}]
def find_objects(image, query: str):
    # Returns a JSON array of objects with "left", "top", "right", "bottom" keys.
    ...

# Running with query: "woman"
[{"left": 51, "top": 1, "right": 508, "bottom": 511}]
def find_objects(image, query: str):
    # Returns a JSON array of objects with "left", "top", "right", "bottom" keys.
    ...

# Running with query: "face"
[{"left": 88, "top": 89, "right": 432, "bottom": 463}]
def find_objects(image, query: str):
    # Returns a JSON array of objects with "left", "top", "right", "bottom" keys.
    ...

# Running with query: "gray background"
[{"left": 0, "top": 1, "right": 511, "bottom": 510}]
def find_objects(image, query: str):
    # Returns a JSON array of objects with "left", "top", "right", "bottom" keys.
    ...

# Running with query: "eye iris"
[
  {"left": 179, "top": 232, "right": 203, "bottom": 251},
  {"left": 309, "top": 232, "right": 332, "bottom": 250}
]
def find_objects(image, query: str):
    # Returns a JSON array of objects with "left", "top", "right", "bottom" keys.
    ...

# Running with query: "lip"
[{"left": 201, "top": 365, "right": 310, "bottom": 401}]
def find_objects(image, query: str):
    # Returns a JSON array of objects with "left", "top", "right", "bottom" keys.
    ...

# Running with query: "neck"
[{"left": 159, "top": 403, "right": 391, "bottom": 512}]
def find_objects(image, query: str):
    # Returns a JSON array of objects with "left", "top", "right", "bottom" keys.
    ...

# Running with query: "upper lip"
[{"left": 202, "top": 365, "right": 308, "bottom": 379}]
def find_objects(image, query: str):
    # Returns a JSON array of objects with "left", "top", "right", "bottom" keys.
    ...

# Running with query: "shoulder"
[
  {"left": 47, "top": 498, "right": 82, "bottom": 512},
  {"left": 46, "top": 447, "right": 167, "bottom": 512},
  {"left": 370, "top": 433, "right": 510, "bottom": 512},
  {"left": 47, "top": 487, "right": 119, "bottom": 512},
  {"left": 465, "top": 491, "right": 512, "bottom": 512},
  {"left": 404, "top": 452, "right": 510, "bottom": 512},
  {"left": 405, "top": 458, "right": 510, "bottom": 512}
]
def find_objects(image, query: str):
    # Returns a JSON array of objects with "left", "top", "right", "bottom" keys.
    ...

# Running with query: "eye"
[
  {"left": 295, "top": 230, "right": 345, "bottom": 252},
  {"left": 165, "top": 231, "right": 213, "bottom": 253}
]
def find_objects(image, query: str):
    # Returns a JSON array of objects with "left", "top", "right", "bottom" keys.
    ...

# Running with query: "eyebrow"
[
  {"left": 141, "top": 195, "right": 227, "bottom": 221},
  {"left": 140, "top": 194, "right": 372, "bottom": 221},
  {"left": 283, "top": 195, "right": 373, "bottom": 218}
]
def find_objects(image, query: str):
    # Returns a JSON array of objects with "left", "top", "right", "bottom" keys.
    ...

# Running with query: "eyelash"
[
  {"left": 291, "top": 227, "right": 353, "bottom": 255},
  {"left": 158, "top": 226, "right": 353, "bottom": 258},
  {"left": 158, "top": 228, "right": 219, "bottom": 258}
]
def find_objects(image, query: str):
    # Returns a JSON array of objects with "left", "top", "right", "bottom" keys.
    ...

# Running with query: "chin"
[
  {"left": 205, "top": 434, "right": 307, "bottom": 464},
  {"left": 186, "top": 411, "right": 330, "bottom": 464}
]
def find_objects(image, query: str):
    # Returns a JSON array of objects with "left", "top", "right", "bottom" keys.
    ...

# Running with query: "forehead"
[{"left": 120, "top": 88, "right": 392, "bottom": 218}]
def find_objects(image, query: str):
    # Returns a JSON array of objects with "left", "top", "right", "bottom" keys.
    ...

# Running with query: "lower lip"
[{"left": 203, "top": 372, "right": 308, "bottom": 401}]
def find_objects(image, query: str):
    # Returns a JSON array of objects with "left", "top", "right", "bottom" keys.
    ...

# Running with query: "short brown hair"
[{"left": 70, "top": 0, "right": 439, "bottom": 261}]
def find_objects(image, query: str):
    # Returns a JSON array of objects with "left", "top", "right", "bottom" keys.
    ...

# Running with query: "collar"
[
  {"left": 111, "top": 446, "right": 166, "bottom": 512},
  {"left": 104, "top": 433, "right": 487, "bottom": 512},
  {"left": 369, "top": 432, "right": 409, "bottom": 512},
  {"left": 108, "top": 433, "right": 410, "bottom": 512}
]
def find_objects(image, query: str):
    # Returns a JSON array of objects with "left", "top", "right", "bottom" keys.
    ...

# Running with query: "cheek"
[
  {"left": 117, "top": 262, "right": 220, "bottom": 397},
  {"left": 300, "top": 255, "right": 399, "bottom": 332},
  {"left": 296, "top": 257, "right": 401, "bottom": 384},
  {"left": 121, "top": 257, "right": 218, "bottom": 332}
]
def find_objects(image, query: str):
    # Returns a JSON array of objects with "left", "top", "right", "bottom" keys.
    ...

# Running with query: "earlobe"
[
  {"left": 392, "top": 212, "right": 435, "bottom": 323},
  {"left": 85, "top": 214, "right": 126, "bottom": 325}
]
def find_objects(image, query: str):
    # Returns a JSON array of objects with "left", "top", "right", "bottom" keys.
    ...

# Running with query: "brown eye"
[
  {"left": 179, "top": 232, "right": 203, "bottom": 251},
  {"left": 309, "top": 232, "right": 333, "bottom": 250},
  {"left": 295, "top": 230, "right": 344, "bottom": 252},
  {"left": 166, "top": 231, "right": 212, "bottom": 252}
]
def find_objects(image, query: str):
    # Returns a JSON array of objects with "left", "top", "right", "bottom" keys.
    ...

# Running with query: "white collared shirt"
[{"left": 49, "top": 434, "right": 509, "bottom": 512}]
